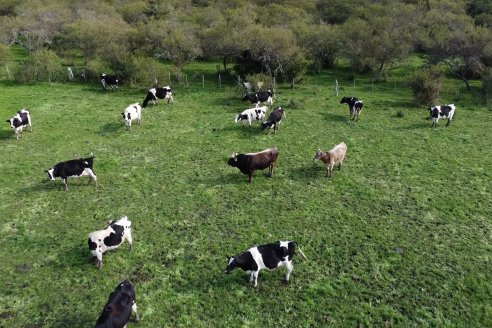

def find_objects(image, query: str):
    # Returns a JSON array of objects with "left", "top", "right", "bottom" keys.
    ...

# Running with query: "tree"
[
  {"left": 421, "top": 9, "right": 492, "bottom": 90},
  {"left": 340, "top": 3, "right": 417, "bottom": 80}
]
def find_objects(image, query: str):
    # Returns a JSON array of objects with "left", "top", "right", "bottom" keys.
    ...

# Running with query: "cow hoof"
[{"left": 283, "top": 279, "right": 290, "bottom": 285}]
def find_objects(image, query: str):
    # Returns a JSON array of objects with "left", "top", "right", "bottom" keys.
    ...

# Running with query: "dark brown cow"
[{"left": 227, "top": 147, "right": 279, "bottom": 183}]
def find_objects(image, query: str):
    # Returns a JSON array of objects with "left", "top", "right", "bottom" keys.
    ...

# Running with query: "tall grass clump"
[
  {"left": 15, "top": 49, "right": 64, "bottom": 83},
  {"left": 410, "top": 66, "right": 443, "bottom": 106}
]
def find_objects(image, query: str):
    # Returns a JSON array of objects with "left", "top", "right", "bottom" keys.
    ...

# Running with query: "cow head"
[
  {"left": 224, "top": 256, "right": 239, "bottom": 274},
  {"left": 227, "top": 153, "right": 239, "bottom": 167},
  {"left": 340, "top": 97, "right": 350, "bottom": 104},
  {"left": 45, "top": 168, "right": 55, "bottom": 180},
  {"left": 261, "top": 122, "right": 269, "bottom": 130},
  {"left": 116, "top": 279, "right": 135, "bottom": 298},
  {"left": 313, "top": 149, "right": 324, "bottom": 161},
  {"left": 6, "top": 118, "right": 13, "bottom": 128},
  {"left": 242, "top": 94, "right": 250, "bottom": 101}
]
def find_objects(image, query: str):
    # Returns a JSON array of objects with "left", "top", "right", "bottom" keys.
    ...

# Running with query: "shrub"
[
  {"left": 129, "top": 56, "right": 168, "bottom": 87},
  {"left": 410, "top": 66, "right": 443, "bottom": 106},
  {"left": 15, "top": 49, "right": 63, "bottom": 83},
  {"left": 244, "top": 73, "right": 275, "bottom": 92},
  {"left": 481, "top": 68, "right": 492, "bottom": 104}
]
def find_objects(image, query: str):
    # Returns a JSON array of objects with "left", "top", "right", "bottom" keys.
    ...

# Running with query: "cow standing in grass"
[
  {"left": 313, "top": 142, "right": 347, "bottom": 178},
  {"left": 227, "top": 148, "right": 278, "bottom": 183},
  {"left": 225, "top": 241, "right": 307, "bottom": 287},
  {"left": 261, "top": 107, "right": 285, "bottom": 135},
  {"left": 235, "top": 106, "right": 268, "bottom": 126},
  {"left": 429, "top": 104, "right": 456, "bottom": 127},
  {"left": 100, "top": 74, "right": 119, "bottom": 90},
  {"left": 340, "top": 96, "right": 364, "bottom": 121},
  {"left": 88, "top": 216, "right": 133, "bottom": 270},
  {"left": 45, "top": 155, "right": 97, "bottom": 191},
  {"left": 142, "top": 86, "right": 173, "bottom": 107},
  {"left": 95, "top": 280, "right": 139, "bottom": 327},
  {"left": 6, "top": 109, "right": 32, "bottom": 139},
  {"left": 122, "top": 103, "right": 142, "bottom": 130},
  {"left": 242, "top": 90, "right": 274, "bottom": 108}
]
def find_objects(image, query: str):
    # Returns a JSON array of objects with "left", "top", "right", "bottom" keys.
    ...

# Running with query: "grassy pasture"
[{"left": 0, "top": 63, "right": 491, "bottom": 327}]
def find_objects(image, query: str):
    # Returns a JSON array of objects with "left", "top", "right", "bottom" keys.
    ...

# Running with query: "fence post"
[
  {"left": 335, "top": 79, "right": 339, "bottom": 96},
  {"left": 292, "top": 78, "right": 295, "bottom": 90},
  {"left": 185, "top": 75, "right": 188, "bottom": 87},
  {"left": 219, "top": 74, "right": 221, "bottom": 89},
  {"left": 168, "top": 72, "right": 171, "bottom": 85},
  {"left": 202, "top": 74, "right": 205, "bottom": 88}
]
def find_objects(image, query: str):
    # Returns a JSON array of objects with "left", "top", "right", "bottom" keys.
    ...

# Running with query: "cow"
[
  {"left": 142, "top": 86, "right": 173, "bottom": 107},
  {"left": 45, "top": 155, "right": 97, "bottom": 191},
  {"left": 88, "top": 216, "right": 133, "bottom": 270},
  {"left": 242, "top": 89, "right": 274, "bottom": 108},
  {"left": 429, "top": 104, "right": 456, "bottom": 127},
  {"left": 261, "top": 107, "right": 285, "bottom": 134},
  {"left": 100, "top": 74, "right": 119, "bottom": 90},
  {"left": 234, "top": 106, "right": 268, "bottom": 126},
  {"left": 95, "top": 280, "right": 140, "bottom": 328},
  {"left": 227, "top": 148, "right": 278, "bottom": 183},
  {"left": 313, "top": 142, "right": 348, "bottom": 178},
  {"left": 6, "top": 108, "right": 32, "bottom": 139},
  {"left": 225, "top": 241, "right": 307, "bottom": 287},
  {"left": 340, "top": 96, "right": 364, "bottom": 121},
  {"left": 122, "top": 103, "right": 142, "bottom": 130}
]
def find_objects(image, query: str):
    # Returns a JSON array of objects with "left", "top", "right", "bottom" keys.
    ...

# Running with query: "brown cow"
[
  {"left": 227, "top": 148, "right": 279, "bottom": 183},
  {"left": 313, "top": 142, "right": 347, "bottom": 177}
]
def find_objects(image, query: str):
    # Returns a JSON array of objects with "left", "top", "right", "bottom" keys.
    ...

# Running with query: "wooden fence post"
[
  {"left": 202, "top": 74, "right": 205, "bottom": 88},
  {"left": 219, "top": 74, "right": 221, "bottom": 89},
  {"left": 336, "top": 79, "right": 339, "bottom": 96}
]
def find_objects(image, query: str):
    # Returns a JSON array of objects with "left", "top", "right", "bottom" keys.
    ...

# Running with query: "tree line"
[{"left": 0, "top": 0, "right": 492, "bottom": 100}]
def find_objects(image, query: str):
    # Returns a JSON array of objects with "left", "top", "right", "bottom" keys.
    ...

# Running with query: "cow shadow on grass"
[
  {"left": 98, "top": 121, "right": 124, "bottom": 135},
  {"left": 288, "top": 163, "right": 321, "bottom": 180},
  {"left": 0, "top": 129, "right": 15, "bottom": 140},
  {"left": 322, "top": 112, "right": 349, "bottom": 123},
  {"left": 219, "top": 124, "right": 265, "bottom": 137},
  {"left": 18, "top": 179, "right": 97, "bottom": 193}
]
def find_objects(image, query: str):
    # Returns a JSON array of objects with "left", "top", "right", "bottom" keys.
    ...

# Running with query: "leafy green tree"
[
  {"left": 340, "top": 3, "right": 417, "bottom": 80},
  {"left": 15, "top": 48, "right": 63, "bottom": 82}
]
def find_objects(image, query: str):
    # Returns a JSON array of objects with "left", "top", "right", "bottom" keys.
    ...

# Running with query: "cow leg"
[
  {"left": 328, "top": 165, "right": 333, "bottom": 178},
  {"left": 248, "top": 170, "right": 254, "bottom": 183},
  {"left": 338, "top": 162, "right": 342, "bottom": 171},
  {"left": 86, "top": 169, "right": 97, "bottom": 186},
  {"left": 249, "top": 272, "right": 255, "bottom": 283},
  {"left": 252, "top": 271, "right": 259, "bottom": 287},
  {"left": 95, "top": 250, "right": 103, "bottom": 270},
  {"left": 126, "top": 231, "right": 133, "bottom": 253},
  {"left": 285, "top": 261, "right": 293, "bottom": 283},
  {"left": 132, "top": 301, "right": 140, "bottom": 322},
  {"left": 446, "top": 118, "right": 451, "bottom": 127},
  {"left": 63, "top": 178, "right": 68, "bottom": 191}
]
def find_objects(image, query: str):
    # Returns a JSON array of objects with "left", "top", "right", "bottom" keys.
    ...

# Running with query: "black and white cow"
[
  {"left": 340, "top": 96, "right": 364, "bottom": 121},
  {"left": 227, "top": 147, "right": 278, "bottom": 183},
  {"left": 95, "top": 280, "right": 140, "bottom": 328},
  {"left": 225, "top": 241, "right": 307, "bottom": 287},
  {"left": 261, "top": 107, "right": 285, "bottom": 134},
  {"left": 235, "top": 106, "right": 268, "bottom": 126},
  {"left": 45, "top": 155, "right": 97, "bottom": 191},
  {"left": 6, "top": 108, "right": 32, "bottom": 140},
  {"left": 88, "top": 216, "right": 133, "bottom": 270},
  {"left": 122, "top": 103, "right": 142, "bottom": 130},
  {"left": 429, "top": 104, "right": 456, "bottom": 127},
  {"left": 242, "top": 89, "right": 274, "bottom": 107},
  {"left": 142, "top": 86, "right": 173, "bottom": 107},
  {"left": 100, "top": 74, "right": 119, "bottom": 90}
]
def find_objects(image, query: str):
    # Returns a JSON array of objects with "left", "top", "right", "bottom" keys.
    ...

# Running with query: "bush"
[
  {"left": 244, "top": 73, "right": 275, "bottom": 92},
  {"left": 410, "top": 66, "right": 443, "bottom": 106},
  {"left": 129, "top": 56, "right": 168, "bottom": 87},
  {"left": 15, "top": 49, "right": 64, "bottom": 83},
  {"left": 481, "top": 68, "right": 492, "bottom": 104}
]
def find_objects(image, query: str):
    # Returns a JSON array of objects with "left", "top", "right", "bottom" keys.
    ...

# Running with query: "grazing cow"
[
  {"left": 142, "top": 86, "right": 173, "bottom": 107},
  {"left": 88, "top": 216, "right": 133, "bottom": 270},
  {"left": 340, "top": 96, "right": 364, "bottom": 121},
  {"left": 242, "top": 89, "right": 274, "bottom": 107},
  {"left": 313, "top": 142, "right": 348, "bottom": 178},
  {"left": 100, "top": 74, "right": 119, "bottom": 90},
  {"left": 429, "top": 104, "right": 456, "bottom": 127},
  {"left": 45, "top": 155, "right": 97, "bottom": 191},
  {"left": 225, "top": 241, "right": 307, "bottom": 287},
  {"left": 6, "top": 108, "right": 32, "bottom": 139},
  {"left": 261, "top": 107, "right": 285, "bottom": 134},
  {"left": 95, "top": 280, "right": 140, "bottom": 328},
  {"left": 122, "top": 103, "right": 142, "bottom": 130},
  {"left": 227, "top": 147, "right": 278, "bottom": 183},
  {"left": 234, "top": 106, "right": 268, "bottom": 126}
]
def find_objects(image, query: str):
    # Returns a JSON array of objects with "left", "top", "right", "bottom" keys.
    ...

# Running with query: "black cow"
[
  {"left": 242, "top": 90, "right": 274, "bottom": 107},
  {"left": 429, "top": 104, "right": 456, "bottom": 127},
  {"left": 227, "top": 147, "right": 278, "bottom": 183},
  {"left": 340, "top": 96, "right": 364, "bottom": 121},
  {"left": 225, "top": 241, "right": 307, "bottom": 287},
  {"left": 95, "top": 280, "right": 140, "bottom": 328},
  {"left": 142, "top": 86, "right": 173, "bottom": 107},
  {"left": 261, "top": 107, "right": 285, "bottom": 134},
  {"left": 45, "top": 156, "right": 97, "bottom": 191},
  {"left": 6, "top": 108, "right": 32, "bottom": 139},
  {"left": 100, "top": 74, "right": 119, "bottom": 90}
]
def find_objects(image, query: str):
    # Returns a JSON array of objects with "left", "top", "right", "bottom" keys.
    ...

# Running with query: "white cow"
[
  {"left": 88, "top": 216, "right": 133, "bottom": 270},
  {"left": 122, "top": 103, "right": 142, "bottom": 130},
  {"left": 234, "top": 106, "right": 268, "bottom": 126}
]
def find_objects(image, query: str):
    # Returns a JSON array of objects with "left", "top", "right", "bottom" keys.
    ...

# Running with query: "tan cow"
[{"left": 313, "top": 142, "right": 347, "bottom": 177}]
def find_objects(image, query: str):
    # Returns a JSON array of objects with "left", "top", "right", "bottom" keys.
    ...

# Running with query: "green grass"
[{"left": 0, "top": 64, "right": 491, "bottom": 327}]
